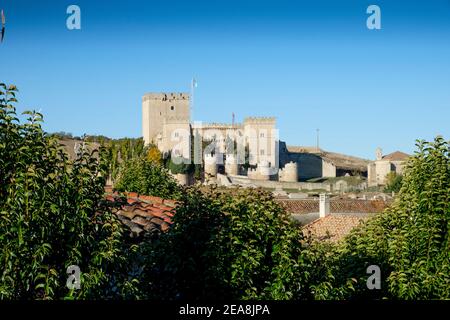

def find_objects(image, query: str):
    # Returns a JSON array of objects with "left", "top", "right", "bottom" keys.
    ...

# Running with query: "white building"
[{"left": 368, "top": 148, "right": 409, "bottom": 187}]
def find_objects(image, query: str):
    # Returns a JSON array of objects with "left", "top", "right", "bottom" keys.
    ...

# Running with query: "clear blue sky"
[{"left": 1, "top": 0, "right": 449, "bottom": 159}]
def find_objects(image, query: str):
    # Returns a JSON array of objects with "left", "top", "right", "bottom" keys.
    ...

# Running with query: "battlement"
[
  {"left": 192, "top": 122, "right": 243, "bottom": 129},
  {"left": 142, "top": 92, "right": 190, "bottom": 102},
  {"left": 243, "top": 117, "right": 276, "bottom": 124}
]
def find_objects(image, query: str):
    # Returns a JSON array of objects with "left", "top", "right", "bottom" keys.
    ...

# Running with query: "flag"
[{"left": 192, "top": 78, "right": 197, "bottom": 88}]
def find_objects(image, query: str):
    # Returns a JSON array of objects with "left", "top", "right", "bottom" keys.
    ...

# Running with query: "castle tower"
[
  {"left": 225, "top": 154, "right": 239, "bottom": 176},
  {"left": 204, "top": 153, "right": 219, "bottom": 177},
  {"left": 243, "top": 117, "right": 278, "bottom": 168},
  {"left": 257, "top": 160, "right": 272, "bottom": 181},
  {"left": 142, "top": 93, "right": 190, "bottom": 147},
  {"left": 279, "top": 161, "right": 298, "bottom": 182}
]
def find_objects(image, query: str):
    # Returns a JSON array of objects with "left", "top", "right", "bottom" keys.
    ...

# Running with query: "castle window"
[
  {"left": 260, "top": 149, "right": 265, "bottom": 156},
  {"left": 171, "top": 106, "right": 175, "bottom": 111},
  {"left": 260, "top": 132, "right": 265, "bottom": 138},
  {"left": 174, "top": 132, "right": 179, "bottom": 138}
]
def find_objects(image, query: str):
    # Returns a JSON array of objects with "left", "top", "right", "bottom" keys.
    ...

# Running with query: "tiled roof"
[
  {"left": 279, "top": 199, "right": 318, "bottom": 214},
  {"left": 287, "top": 146, "right": 323, "bottom": 153},
  {"left": 278, "top": 199, "right": 391, "bottom": 214},
  {"left": 382, "top": 151, "right": 410, "bottom": 161},
  {"left": 104, "top": 189, "right": 177, "bottom": 239},
  {"left": 302, "top": 214, "right": 368, "bottom": 242}
]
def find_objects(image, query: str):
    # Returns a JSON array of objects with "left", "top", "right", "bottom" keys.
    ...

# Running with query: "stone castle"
[
  {"left": 142, "top": 92, "right": 283, "bottom": 181},
  {"left": 142, "top": 92, "right": 403, "bottom": 189}
]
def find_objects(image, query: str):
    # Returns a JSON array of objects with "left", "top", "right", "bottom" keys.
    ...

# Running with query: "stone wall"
[
  {"left": 226, "top": 174, "right": 368, "bottom": 193},
  {"left": 322, "top": 159, "right": 337, "bottom": 178},
  {"left": 227, "top": 174, "right": 332, "bottom": 191},
  {"left": 279, "top": 143, "right": 323, "bottom": 180}
]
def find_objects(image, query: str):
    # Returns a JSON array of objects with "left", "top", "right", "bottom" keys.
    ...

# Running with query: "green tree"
[
  {"left": 0, "top": 84, "right": 139, "bottom": 300},
  {"left": 384, "top": 172, "right": 403, "bottom": 193},
  {"left": 114, "top": 157, "right": 182, "bottom": 199},
  {"left": 146, "top": 144, "right": 163, "bottom": 165},
  {"left": 142, "top": 186, "right": 303, "bottom": 300},
  {"left": 314, "top": 137, "right": 450, "bottom": 300}
]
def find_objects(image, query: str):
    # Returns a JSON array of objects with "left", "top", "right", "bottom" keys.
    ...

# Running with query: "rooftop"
[
  {"left": 104, "top": 189, "right": 177, "bottom": 239},
  {"left": 302, "top": 214, "right": 369, "bottom": 242},
  {"left": 382, "top": 151, "right": 410, "bottom": 161},
  {"left": 278, "top": 198, "right": 391, "bottom": 214},
  {"left": 286, "top": 145, "right": 369, "bottom": 171}
]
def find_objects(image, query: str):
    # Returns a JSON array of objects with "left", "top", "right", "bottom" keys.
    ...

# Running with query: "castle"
[{"left": 142, "top": 92, "right": 370, "bottom": 187}]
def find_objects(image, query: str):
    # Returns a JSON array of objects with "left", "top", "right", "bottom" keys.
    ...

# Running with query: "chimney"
[{"left": 319, "top": 193, "right": 330, "bottom": 218}]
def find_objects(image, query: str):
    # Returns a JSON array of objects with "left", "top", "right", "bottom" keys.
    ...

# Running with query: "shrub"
[
  {"left": 142, "top": 186, "right": 304, "bottom": 300},
  {"left": 114, "top": 157, "right": 182, "bottom": 199}
]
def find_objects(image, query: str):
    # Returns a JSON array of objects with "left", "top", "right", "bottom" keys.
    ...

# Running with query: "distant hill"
[
  {"left": 287, "top": 145, "right": 369, "bottom": 172},
  {"left": 57, "top": 138, "right": 100, "bottom": 160}
]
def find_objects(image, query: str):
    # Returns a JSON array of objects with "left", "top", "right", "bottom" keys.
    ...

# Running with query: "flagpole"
[{"left": 190, "top": 78, "right": 194, "bottom": 122}]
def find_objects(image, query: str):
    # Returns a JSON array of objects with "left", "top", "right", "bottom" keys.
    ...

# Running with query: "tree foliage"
[
  {"left": 114, "top": 157, "right": 182, "bottom": 199},
  {"left": 91, "top": 136, "right": 146, "bottom": 181},
  {"left": 146, "top": 144, "right": 163, "bottom": 165},
  {"left": 141, "top": 186, "right": 304, "bottom": 300},
  {"left": 384, "top": 172, "right": 403, "bottom": 193},
  {"left": 0, "top": 84, "right": 139, "bottom": 300},
  {"left": 312, "top": 137, "right": 450, "bottom": 299},
  {"left": 1, "top": 83, "right": 448, "bottom": 301}
]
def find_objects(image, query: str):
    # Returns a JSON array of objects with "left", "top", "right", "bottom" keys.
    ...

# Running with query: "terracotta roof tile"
[
  {"left": 131, "top": 216, "right": 150, "bottom": 227},
  {"left": 160, "top": 222, "right": 170, "bottom": 232},
  {"left": 163, "top": 199, "right": 178, "bottom": 207},
  {"left": 138, "top": 194, "right": 164, "bottom": 204},
  {"left": 104, "top": 190, "right": 177, "bottom": 239},
  {"left": 302, "top": 214, "right": 368, "bottom": 242},
  {"left": 126, "top": 198, "right": 138, "bottom": 205},
  {"left": 117, "top": 209, "right": 136, "bottom": 220}
]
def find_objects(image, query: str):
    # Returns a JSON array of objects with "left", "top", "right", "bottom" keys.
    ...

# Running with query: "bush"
[
  {"left": 141, "top": 186, "right": 304, "bottom": 300},
  {"left": 0, "top": 84, "right": 139, "bottom": 300},
  {"left": 384, "top": 172, "right": 403, "bottom": 193},
  {"left": 114, "top": 157, "right": 182, "bottom": 199},
  {"left": 146, "top": 144, "right": 163, "bottom": 165},
  {"left": 315, "top": 137, "right": 450, "bottom": 299},
  {"left": 165, "top": 153, "right": 194, "bottom": 175}
]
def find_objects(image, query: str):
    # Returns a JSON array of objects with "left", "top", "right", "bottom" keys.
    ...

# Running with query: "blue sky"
[{"left": 1, "top": 0, "right": 449, "bottom": 159}]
